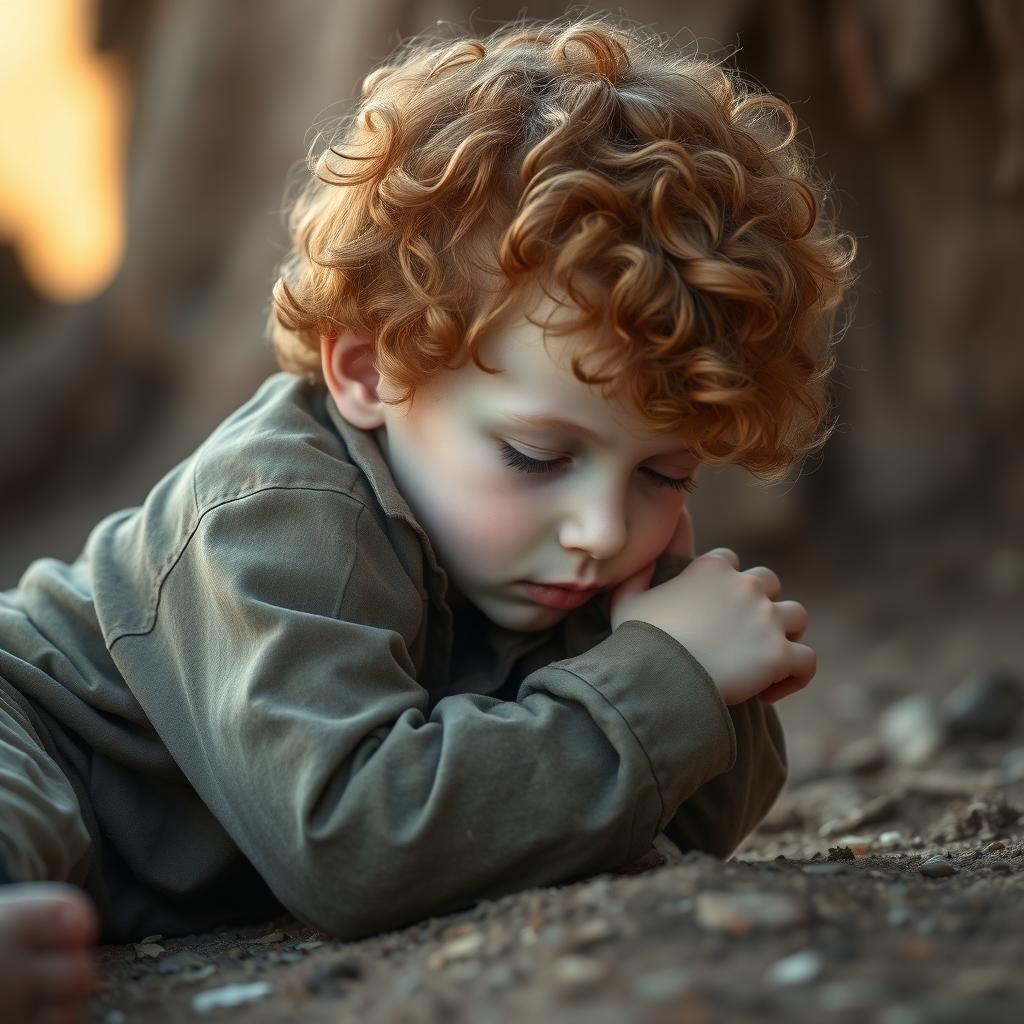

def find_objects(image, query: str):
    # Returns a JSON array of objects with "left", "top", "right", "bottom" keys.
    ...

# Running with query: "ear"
[{"left": 321, "top": 330, "right": 386, "bottom": 429}]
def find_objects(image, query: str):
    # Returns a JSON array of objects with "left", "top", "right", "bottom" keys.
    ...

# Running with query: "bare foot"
[{"left": 0, "top": 882, "right": 98, "bottom": 1024}]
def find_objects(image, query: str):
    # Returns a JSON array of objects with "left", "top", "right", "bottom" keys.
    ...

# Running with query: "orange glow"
[{"left": 0, "top": 0, "right": 126, "bottom": 302}]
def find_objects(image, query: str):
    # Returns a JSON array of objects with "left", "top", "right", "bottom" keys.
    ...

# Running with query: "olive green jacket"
[{"left": 0, "top": 373, "right": 786, "bottom": 941}]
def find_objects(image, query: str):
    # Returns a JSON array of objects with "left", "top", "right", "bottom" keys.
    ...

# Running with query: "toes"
[
  {"left": 28, "top": 949, "right": 96, "bottom": 1004},
  {"left": 0, "top": 885, "right": 98, "bottom": 950},
  {"left": 32, "top": 1001, "right": 86, "bottom": 1024}
]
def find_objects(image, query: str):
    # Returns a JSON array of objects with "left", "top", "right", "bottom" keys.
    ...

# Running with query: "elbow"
[
  {"left": 271, "top": 854, "right": 452, "bottom": 941},
  {"left": 275, "top": 873, "right": 400, "bottom": 941}
]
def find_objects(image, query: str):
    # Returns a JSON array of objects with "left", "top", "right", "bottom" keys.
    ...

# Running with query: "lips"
[{"left": 519, "top": 581, "right": 603, "bottom": 610}]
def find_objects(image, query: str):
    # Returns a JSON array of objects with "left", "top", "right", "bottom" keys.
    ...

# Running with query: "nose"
[{"left": 558, "top": 483, "right": 629, "bottom": 562}]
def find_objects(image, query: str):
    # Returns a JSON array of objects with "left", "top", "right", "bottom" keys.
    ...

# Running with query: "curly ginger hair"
[{"left": 270, "top": 13, "right": 856, "bottom": 477}]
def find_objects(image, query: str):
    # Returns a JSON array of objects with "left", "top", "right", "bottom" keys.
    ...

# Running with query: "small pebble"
[
  {"left": 835, "top": 835, "right": 873, "bottom": 855},
  {"left": 157, "top": 951, "right": 207, "bottom": 975},
  {"left": 253, "top": 930, "right": 286, "bottom": 945},
  {"left": 695, "top": 891, "right": 808, "bottom": 935},
  {"left": 879, "top": 695, "right": 945, "bottom": 766},
  {"left": 552, "top": 954, "right": 607, "bottom": 989},
  {"left": 878, "top": 830, "right": 905, "bottom": 849},
  {"left": 427, "top": 931, "right": 485, "bottom": 968},
  {"left": 825, "top": 844, "right": 856, "bottom": 862},
  {"left": 767, "top": 949, "right": 824, "bottom": 986},
  {"left": 133, "top": 943, "right": 165, "bottom": 959},
  {"left": 919, "top": 856, "right": 957, "bottom": 878},
  {"left": 192, "top": 981, "right": 273, "bottom": 1013},
  {"left": 982, "top": 840, "right": 1006, "bottom": 853},
  {"left": 631, "top": 967, "right": 694, "bottom": 1003}
]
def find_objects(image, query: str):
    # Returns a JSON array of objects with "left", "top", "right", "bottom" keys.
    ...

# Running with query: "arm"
[
  {"left": 618, "top": 545, "right": 789, "bottom": 860},
  {"left": 113, "top": 486, "right": 739, "bottom": 940},
  {"left": 661, "top": 696, "right": 787, "bottom": 859}
]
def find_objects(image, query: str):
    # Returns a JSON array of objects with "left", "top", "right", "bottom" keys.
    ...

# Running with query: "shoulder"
[{"left": 189, "top": 372, "right": 373, "bottom": 513}]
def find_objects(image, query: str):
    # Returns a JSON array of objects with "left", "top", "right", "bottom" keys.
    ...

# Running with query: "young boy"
[{"left": 0, "top": 13, "right": 853, "bottom": 1022}]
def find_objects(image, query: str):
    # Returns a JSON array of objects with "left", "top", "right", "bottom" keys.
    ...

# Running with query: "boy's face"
[{"left": 364, "top": 291, "right": 699, "bottom": 632}]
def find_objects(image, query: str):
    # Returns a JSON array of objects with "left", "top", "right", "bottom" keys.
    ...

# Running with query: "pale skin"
[
  {"left": 0, "top": 883, "right": 99, "bottom": 1024},
  {"left": 0, "top": 290, "right": 812, "bottom": 1022}
]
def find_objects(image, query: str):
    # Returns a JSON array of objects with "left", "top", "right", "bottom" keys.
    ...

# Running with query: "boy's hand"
[{"left": 608, "top": 546, "right": 815, "bottom": 706}]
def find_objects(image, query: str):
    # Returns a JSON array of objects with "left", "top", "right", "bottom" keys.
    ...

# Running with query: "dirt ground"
[{"left": 84, "top": 515, "right": 1024, "bottom": 1023}]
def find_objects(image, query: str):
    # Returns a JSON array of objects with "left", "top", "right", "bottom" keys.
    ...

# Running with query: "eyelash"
[{"left": 498, "top": 442, "right": 697, "bottom": 494}]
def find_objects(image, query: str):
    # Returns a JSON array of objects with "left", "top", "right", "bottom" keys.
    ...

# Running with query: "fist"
[{"left": 608, "top": 546, "right": 816, "bottom": 706}]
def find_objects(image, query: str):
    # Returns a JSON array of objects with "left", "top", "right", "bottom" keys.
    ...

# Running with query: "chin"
[{"left": 472, "top": 594, "right": 565, "bottom": 633}]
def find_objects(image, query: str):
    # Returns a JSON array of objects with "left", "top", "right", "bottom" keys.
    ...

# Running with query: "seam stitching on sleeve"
[
  {"left": 626, "top": 621, "right": 737, "bottom": 769},
  {"left": 537, "top": 664, "right": 667, "bottom": 833},
  {"left": 107, "top": 485, "right": 365, "bottom": 649}
]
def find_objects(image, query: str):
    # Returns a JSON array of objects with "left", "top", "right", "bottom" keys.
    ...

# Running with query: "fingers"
[
  {"left": 757, "top": 641, "right": 817, "bottom": 703},
  {"left": 702, "top": 547, "right": 740, "bottom": 569},
  {"left": 758, "top": 677, "right": 805, "bottom": 703},
  {"left": 743, "top": 566, "right": 781, "bottom": 599},
  {"left": 787, "top": 641, "right": 817, "bottom": 687},
  {"left": 774, "top": 599, "right": 808, "bottom": 640}
]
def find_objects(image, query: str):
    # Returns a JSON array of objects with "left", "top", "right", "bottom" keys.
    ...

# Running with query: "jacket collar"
[{"left": 325, "top": 396, "right": 451, "bottom": 591}]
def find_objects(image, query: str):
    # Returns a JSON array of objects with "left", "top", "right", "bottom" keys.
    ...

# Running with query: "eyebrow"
[
  {"left": 505, "top": 413, "right": 605, "bottom": 443},
  {"left": 503, "top": 413, "right": 693, "bottom": 457}
]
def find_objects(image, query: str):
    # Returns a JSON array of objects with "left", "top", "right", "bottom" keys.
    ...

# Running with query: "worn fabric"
[
  {"left": 0, "top": 683, "right": 91, "bottom": 885},
  {"left": 0, "top": 373, "right": 786, "bottom": 942}
]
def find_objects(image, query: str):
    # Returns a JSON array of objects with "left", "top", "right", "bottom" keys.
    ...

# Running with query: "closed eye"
[
  {"left": 498, "top": 441, "right": 565, "bottom": 474},
  {"left": 497, "top": 442, "right": 697, "bottom": 493}
]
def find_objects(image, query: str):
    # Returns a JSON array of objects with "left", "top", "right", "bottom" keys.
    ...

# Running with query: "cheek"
[
  {"left": 442, "top": 478, "right": 541, "bottom": 561},
  {"left": 631, "top": 500, "right": 687, "bottom": 563}
]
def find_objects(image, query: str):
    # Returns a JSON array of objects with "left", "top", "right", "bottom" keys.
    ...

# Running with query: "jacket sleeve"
[
  {"left": 632, "top": 550, "right": 789, "bottom": 860},
  {"left": 113, "top": 485, "right": 741, "bottom": 939},
  {"left": 660, "top": 696, "right": 787, "bottom": 860}
]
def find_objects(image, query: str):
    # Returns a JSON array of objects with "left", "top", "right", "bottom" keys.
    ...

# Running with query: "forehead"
[{"left": 442, "top": 291, "right": 692, "bottom": 458}]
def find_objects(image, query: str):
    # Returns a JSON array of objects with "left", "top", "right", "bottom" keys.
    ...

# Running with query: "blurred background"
[{"left": 1, "top": 1, "right": 1022, "bottom": 778}]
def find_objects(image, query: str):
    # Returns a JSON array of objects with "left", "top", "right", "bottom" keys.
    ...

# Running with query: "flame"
[{"left": 0, "top": 0, "right": 126, "bottom": 302}]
